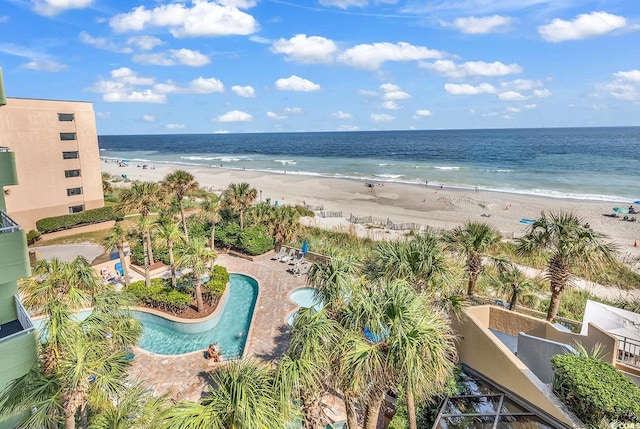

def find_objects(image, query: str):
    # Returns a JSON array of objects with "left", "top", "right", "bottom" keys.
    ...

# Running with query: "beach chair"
[
  {"left": 272, "top": 246, "right": 287, "bottom": 260},
  {"left": 289, "top": 251, "right": 305, "bottom": 265},
  {"left": 280, "top": 248, "right": 296, "bottom": 263},
  {"left": 294, "top": 262, "right": 311, "bottom": 277}
]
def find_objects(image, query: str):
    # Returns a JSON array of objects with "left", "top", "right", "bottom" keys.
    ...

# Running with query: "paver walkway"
[{"left": 127, "top": 252, "right": 308, "bottom": 401}]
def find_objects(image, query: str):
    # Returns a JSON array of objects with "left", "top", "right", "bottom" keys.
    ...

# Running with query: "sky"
[{"left": 1, "top": 0, "right": 639, "bottom": 135}]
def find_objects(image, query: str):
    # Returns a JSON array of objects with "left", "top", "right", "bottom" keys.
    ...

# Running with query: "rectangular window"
[
  {"left": 64, "top": 169, "right": 81, "bottom": 178},
  {"left": 60, "top": 132, "right": 77, "bottom": 141},
  {"left": 62, "top": 151, "right": 79, "bottom": 159},
  {"left": 68, "top": 205, "right": 85, "bottom": 214},
  {"left": 66, "top": 187, "right": 83, "bottom": 196},
  {"left": 58, "top": 113, "right": 75, "bottom": 122}
]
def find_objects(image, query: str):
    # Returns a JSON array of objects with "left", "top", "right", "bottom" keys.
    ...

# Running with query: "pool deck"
[{"left": 127, "top": 252, "right": 308, "bottom": 401}]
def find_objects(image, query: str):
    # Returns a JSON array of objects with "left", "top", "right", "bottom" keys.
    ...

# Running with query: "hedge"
[
  {"left": 36, "top": 206, "right": 123, "bottom": 233},
  {"left": 125, "top": 278, "right": 192, "bottom": 315},
  {"left": 238, "top": 225, "right": 274, "bottom": 256},
  {"left": 551, "top": 354, "right": 640, "bottom": 426},
  {"left": 203, "top": 265, "right": 229, "bottom": 306}
]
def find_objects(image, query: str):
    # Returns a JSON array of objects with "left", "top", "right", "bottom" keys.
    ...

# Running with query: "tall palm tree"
[
  {"left": 442, "top": 220, "right": 501, "bottom": 297},
  {"left": 200, "top": 192, "right": 222, "bottom": 249},
  {"left": 154, "top": 220, "right": 184, "bottom": 289},
  {"left": 161, "top": 358, "right": 285, "bottom": 429},
  {"left": 103, "top": 222, "right": 132, "bottom": 286},
  {"left": 490, "top": 255, "right": 537, "bottom": 311},
  {"left": 517, "top": 211, "right": 615, "bottom": 321},
  {"left": 161, "top": 170, "right": 199, "bottom": 243},
  {"left": 118, "top": 181, "right": 163, "bottom": 265},
  {"left": 370, "top": 232, "right": 450, "bottom": 294},
  {"left": 307, "top": 253, "right": 360, "bottom": 317},
  {"left": 136, "top": 216, "right": 156, "bottom": 287},
  {"left": 89, "top": 383, "right": 170, "bottom": 429},
  {"left": 177, "top": 237, "right": 216, "bottom": 313},
  {"left": 222, "top": 182, "right": 257, "bottom": 231}
]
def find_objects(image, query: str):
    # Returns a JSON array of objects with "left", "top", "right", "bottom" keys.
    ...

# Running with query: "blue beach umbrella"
[
  {"left": 634, "top": 201, "right": 640, "bottom": 205},
  {"left": 301, "top": 240, "right": 308, "bottom": 254}
]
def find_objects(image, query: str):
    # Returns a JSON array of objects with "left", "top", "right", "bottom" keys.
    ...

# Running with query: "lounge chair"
[
  {"left": 272, "top": 247, "right": 287, "bottom": 260},
  {"left": 289, "top": 251, "right": 305, "bottom": 265},
  {"left": 280, "top": 248, "right": 296, "bottom": 263},
  {"left": 294, "top": 262, "right": 311, "bottom": 277}
]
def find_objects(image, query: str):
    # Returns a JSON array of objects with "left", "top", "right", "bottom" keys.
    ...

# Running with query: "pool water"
[
  {"left": 287, "top": 287, "right": 323, "bottom": 326},
  {"left": 136, "top": 274, "right": 258, "bottom": 357}
]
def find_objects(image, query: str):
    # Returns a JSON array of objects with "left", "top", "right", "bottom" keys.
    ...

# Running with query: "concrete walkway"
[
  {"left": 31, "top": 243, "right": 105, "bottom": 264},
  {"left": 127, "top": 253, "right": 308, "bottom": 401}
]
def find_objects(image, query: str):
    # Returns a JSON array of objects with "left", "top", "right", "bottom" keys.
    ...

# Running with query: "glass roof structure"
[{"left": 433, "top": 369, "right": 570, "bottom": 429}]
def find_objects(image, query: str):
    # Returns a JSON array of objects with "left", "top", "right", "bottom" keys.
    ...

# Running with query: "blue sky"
[{"left": 1, "top": 0, "right": 639, "bottom": 134}]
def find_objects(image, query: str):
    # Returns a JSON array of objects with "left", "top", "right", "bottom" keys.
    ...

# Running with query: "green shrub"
[
  {"left": 237, "top": 225, "right": 274, "bottom": 255},
  {"left": 215, "top": 222, "right": 241, "bottom": 247},
  {"left": 551, "top": 354, "right": 640, "bottom": 425},
  {"left": 26, "top": 229, "right": 41, "bottom": 245},
  {"left": 202, "top": 265, "right": 229, "bottom": 306},
  {"left": 130, "top": 243, "right": 171, "bottom": 266},
  {"left": 124, "top": 278, "right": 191, "bottom": 314},
  {"left": 36, "top": 206, "right": 123, "bottom": 233}
]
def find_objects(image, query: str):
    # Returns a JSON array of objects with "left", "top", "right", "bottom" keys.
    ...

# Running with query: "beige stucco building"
[{"left": 0, "top": 97, "right": 104, "bottom": 230}]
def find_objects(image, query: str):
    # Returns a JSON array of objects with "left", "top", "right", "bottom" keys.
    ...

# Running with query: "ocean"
[{"left": 98, "top": 127, "right": 640, "bottom": 203}]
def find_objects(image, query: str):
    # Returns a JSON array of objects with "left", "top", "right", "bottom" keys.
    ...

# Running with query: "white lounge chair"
[
  {"left": 272, "top": 246, "right": 287, "bottom": 260},
  {"left": 289, "top": 251, "right": 305, "bottom": 265},
  {"left": 294, "top": 262, "right": 311, "bottom": 277},
  {"left": 280, "top": 248, "right": 296, "bottom": 263}
]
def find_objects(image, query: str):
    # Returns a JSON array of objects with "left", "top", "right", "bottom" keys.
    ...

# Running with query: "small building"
[{"left": 0, "top": 97, "right": 104, "bottom": 230}]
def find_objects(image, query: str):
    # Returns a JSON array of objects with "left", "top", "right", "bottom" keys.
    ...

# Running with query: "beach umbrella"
[
  {"left": 301, "top": 240, "right": 308, "bottom": 254},
  {"left": 613, "top": 207, "right": 629, "bottom": 215},
  {"left": 634, "top": 201, "right": 640, "bottom": 205}
]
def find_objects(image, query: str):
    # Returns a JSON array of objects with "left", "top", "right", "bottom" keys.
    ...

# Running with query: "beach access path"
[{"left": 127, "top": 252, "right": 307, "bottom": 401}]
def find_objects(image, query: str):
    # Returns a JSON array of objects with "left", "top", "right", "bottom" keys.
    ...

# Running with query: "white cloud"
[
  {"left": 110, "top": 1, "right": 258, "bottom": 38},
  {"left": 614, "top": 70, "right": 640, "bottom": 82},
  {"left": 88, "top": 68, "right": 166, "bottom": 103},
  {"left": 448, "top": 15, "right": 512, "bottom": 34},
  {"left": 21, "top": 60, "right": 67, "bottom": 72},
  {"left": 232, "top": 85, "right": 255, "bottom": 98},
  {"left": 413, "top": 109, "right": 432, "bottom": 119},
  {"left": 444, "top": 83, "right": 496, "bottom": 95},
  {"left": 104, "top": 90, "right": 166, "bottom": 103},
  {"left": 381, "top": 100, "right": 400, "bottom": 110},
  {"left": 538, "top": 11, "right": 626, "bottom": 42},
  {"left": 421, "top": 59, "right": 522, "bottom": 78},
  {"left": 358, "top": 89, "right": 378, "bottom": 97},
  {"left": 111, "top": 67, "right": 155, "bottom": 85},
  {"left": 524, "top": 104, "right": 537, "bottom": 110},
  {"left": 599, "top": 69, "right": 640, "bottom": 102},
  {"left": 154, "top": 77, "right": 224, "bottom": 94},
  {"left": 166, "top": 123, "right": 185, "bottom": 129},
  {"left": 217, "top": 110, "right": 252, "bottom": 122},
  {"left": 501, "top": 79, "right": 541, "bottom": 91},
  {"left": 95, "top": 111, "right": 111, "bottom": 119},
  {"left": 371, "top": 113, "right": 395, "bottom": 122},
  {"left": 142, "top": 115, "right": 156, "bottom": 122},
  {"left": 284, "top": 107, "right": 302, "bottom": 114},
  {"left": 380, "top": 83, "right": 411, "bottom": 101},
  {"left": 338, "top": 41, "right": 444, "bottom": 70},
  {"left": 79, "top": 31, "right": 132, "bottom": 53},
  {"left": 267, "top": 111, "right": 287, "bottom": 120},
  {"left": 319, "top": 0, "right": 367, "bottom": 8},
  {"left": 499, "top": 91, "right": 527, "bottom": 101},
  {"left": 533, "top": 88, "right": 552, "bottom": 98},
  {"left": 275, "top": 75, "right": 320, "bottom": 92},
  {"left": 213, "top": 129, "right": 230, "bottom": 134},
  {"left": 271, "top": 34, "right": 337, "bottom": 64},
  {"left": 33, "top": 0, "right": 93, "bottom": 16},
  {"left": 127, "top": 35, "right": 164, "bottom": 51},
  {"left": 332, "top": 111, "right": 353, "bottom": 119},
  {"left": 133, "top": 49, "right": 210, "bottom": 66},
  {"left": 339, "top": 125, "right": 360, "bottom": 131}
]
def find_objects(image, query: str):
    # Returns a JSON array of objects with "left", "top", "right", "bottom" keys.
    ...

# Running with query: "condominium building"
[{"left": 0, "top": 97, "right": 104, "bottom": 230}]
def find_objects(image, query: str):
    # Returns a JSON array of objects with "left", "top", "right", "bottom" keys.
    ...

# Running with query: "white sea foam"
[
  {"left": 433, "top": 166, "right": 461, "bottom": 170},
  {"left": 375, "top": 173, "right": 403, "bottom": 179},
  {"left": 275, "top": 159, "right": 297, "bottom": 165},
  {"left": 486, "top": 169, "right": 513, "bottom": 173}
]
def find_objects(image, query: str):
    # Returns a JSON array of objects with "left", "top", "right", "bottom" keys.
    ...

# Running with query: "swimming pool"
[
  {"left": 32, "top": 273, "right": 259, "bottom": 358},
  {"left": 287, "top": 287, "right": 323, "bottom": 326},
  {"left": 136, "top": 273, "right": 258, "bottom": 356}
]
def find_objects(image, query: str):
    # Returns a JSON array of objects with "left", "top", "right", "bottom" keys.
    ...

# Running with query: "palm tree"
[
  {"left": 222, "top": 182, "right": 257, "bottom": 231},
  {"left": 161, "top": 170, "right": 199, "bottom": 242},
  {"left": 370, "top": 232, "right": 450, "bottom": 294},
  {"left": 200, "top": 192, "right": 222, "bottom": 248},
  {"left": 154, "top": 220, "right": 184, "bottom": 289},
  {"left": 162, "top": 358, "right": 285, "bottom": 429},
  {"left": 517, "top": 211, "right": 615, "bottom": 321},
  {"left": 442, "top": 220, "right": 501, "bottom": 297},
  {"left": 307, "top": 253, "right": 360, "bottom": 317},
  {"left": 103, "top": 222, "right": 132, "bottom": 286},
  {"left": 136, "top": 216, "right": 156, "bottom": 287},
  {"left": 490, "top": 255, "right": 537, "bottom": 311},
  {"left": 177, "top": 237, "right": 216, "bottom": 313},
  {"left": 118, "top": 181, "right": 164, "bottom": 265}
]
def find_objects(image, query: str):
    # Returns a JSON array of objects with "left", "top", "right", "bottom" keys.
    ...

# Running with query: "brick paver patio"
[{"left": 127, "top": 252, "right": 308, "bottom": 401}]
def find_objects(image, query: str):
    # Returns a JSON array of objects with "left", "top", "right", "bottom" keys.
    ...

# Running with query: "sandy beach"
[{"left": 102, "top": 161, "right": 640, "bottom": 261}]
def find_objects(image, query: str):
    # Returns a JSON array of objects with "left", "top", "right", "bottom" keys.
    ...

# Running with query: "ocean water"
[{"left": 98, "top": 127, "right": 640, "bottom": 202}]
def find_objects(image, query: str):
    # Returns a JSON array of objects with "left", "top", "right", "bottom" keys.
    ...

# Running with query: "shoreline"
[{"left": 102, "top": 160, "right": 640, "bottom": 261}]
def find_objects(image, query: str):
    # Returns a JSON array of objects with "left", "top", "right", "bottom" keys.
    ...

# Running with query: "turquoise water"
[
  {"left": 288, "top": 287, "right": 323, "bottom": 326},
  {"left": 136, "top": 274, "right": 258, "bottom": 356}
]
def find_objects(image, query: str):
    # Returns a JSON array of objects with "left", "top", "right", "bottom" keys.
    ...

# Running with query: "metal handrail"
[
  {"left": 0, "top": 210, "right": 20, "bottom": 234},
  {"left": 0, "top": 146, "right": 9, "bottom": 152},
  {"left": 0, "top": 296, "right": 35, "bottom": 343},
  {"left": 614, "top": 334, "right": 640, "bottom": 368}
]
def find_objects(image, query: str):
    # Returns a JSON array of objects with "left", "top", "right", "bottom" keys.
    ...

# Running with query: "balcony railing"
[
  {"left": 615, "top": 334, "right": 640, "bottom": 368},
  {"left": 0, "top": 146, "right": 9, "bottom": 152},
  {"left": 0, "top": 210, "right": 20, "bottom": 234},
  {"left": 0, "top": 296, "right": 35, "bottom": 343}
]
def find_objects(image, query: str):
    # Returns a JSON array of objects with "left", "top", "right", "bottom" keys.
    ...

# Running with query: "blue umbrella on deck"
[{"left": 301, "top": 240, "right": 308, "bottom": 254}]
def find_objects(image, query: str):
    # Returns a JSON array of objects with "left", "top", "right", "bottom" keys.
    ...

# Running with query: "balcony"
[
  {"left": 0, "top": 211, "right": 30, "bottom": 284},
  {"left": 0, "top": 147, "right": 18, "bottom": 187},
  {"left": 0, "top": 210, "right": 20, "bottom": 234},
  {"left": 0, "top": 296, "right": 34, "bottom": 342}
]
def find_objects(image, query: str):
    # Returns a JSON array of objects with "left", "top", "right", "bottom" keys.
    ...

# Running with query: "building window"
[
  {"left": 60, "top": 132, "right": 77, "bottom": 141},
  {"left": 69, "top": 205, "right": 85, "bottom": 214},
  {"left": 62, "top": 151, "right": 79, "bottom": 159},
  {"left": 58, "top": 113, "right": 75, "bottom": 122},
  {"left": 67, "top": 187, "right": 83, "bottom": 196},
  {"left": 64, "top": 169, "right": 81, "bottom": 178}
]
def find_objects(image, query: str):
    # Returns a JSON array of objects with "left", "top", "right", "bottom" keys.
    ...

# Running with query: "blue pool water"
[
  {"left": 136, "top": 274, "right": 258, "bottom": 356},
  {"left": 288, "top": 287, "right": 323, "bottom": 326}
]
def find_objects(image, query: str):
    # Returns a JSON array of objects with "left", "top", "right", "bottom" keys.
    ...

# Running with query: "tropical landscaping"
[{"left": 3, "top": 170, "right": 640, "bottom": 428}]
